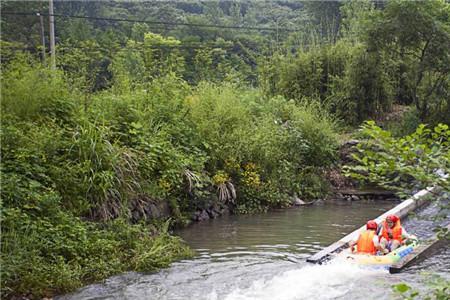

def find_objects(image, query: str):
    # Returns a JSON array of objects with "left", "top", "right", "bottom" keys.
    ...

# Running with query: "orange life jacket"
[
  {"left": 381, "top": 220, "right": 403, "bottom": 243},
  {"left": 356, "top": 230, "right": 377, "bottom": 254}
]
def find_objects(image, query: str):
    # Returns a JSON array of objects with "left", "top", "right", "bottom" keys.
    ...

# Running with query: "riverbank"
[{"left": 2, "top": 217, "right": 193, "bottom": 299}]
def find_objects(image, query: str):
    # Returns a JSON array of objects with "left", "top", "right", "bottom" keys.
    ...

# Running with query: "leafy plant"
[{"left": 345, "top": 121, "right": 450, "bottom": 196}]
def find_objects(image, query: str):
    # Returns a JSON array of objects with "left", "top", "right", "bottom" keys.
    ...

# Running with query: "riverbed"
[{"left": 59, "top": 200, "right": 449, "bottom": 300}]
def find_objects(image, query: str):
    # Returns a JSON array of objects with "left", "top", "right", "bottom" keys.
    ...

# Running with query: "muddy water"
[{"left": 59, "top": 200, "right": 449, "bottom": 300}]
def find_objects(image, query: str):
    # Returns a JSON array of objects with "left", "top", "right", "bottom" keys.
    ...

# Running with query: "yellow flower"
[
  {"left": 158, "top": 179, "right": 172, "bottom": 191},
  {"left": 242, "top": 170, "right": 261, "bottom": 187},
  {"left": 244, "top": 162, "right": 257, "bottom": 171},
  {"left": 224, "top": 159, "right": 240, "bottom": 172},
  {"left": 212, "top": 171, "right": 229, "bottom": 185}
]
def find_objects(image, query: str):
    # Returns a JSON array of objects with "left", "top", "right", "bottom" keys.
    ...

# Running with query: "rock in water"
[
  {"left": 198, "top": 210, "right": 210, "bottom": 221},
  {"left": 293, "top": 197, "right": 306, "bottom": 206}
]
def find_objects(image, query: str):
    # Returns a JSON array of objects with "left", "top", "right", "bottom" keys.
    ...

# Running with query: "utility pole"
[
  {"left": 37, "top": 13, "right": 46, "bottom": 64},
  {"left": 49, "top": 0, "right": 56, "bottom": 70}
]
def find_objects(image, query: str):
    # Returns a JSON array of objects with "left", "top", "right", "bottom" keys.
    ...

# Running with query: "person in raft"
[
  {"left": 349, "top": 220, "right": 381, "bottom": 255},
  {"left": 378, "top": 215, "right": 417, "bottom": 254}
]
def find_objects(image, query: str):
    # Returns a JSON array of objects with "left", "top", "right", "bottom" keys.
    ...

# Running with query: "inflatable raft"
[{"left": 336, "top": 241, "right": 419, "bottom": 268}]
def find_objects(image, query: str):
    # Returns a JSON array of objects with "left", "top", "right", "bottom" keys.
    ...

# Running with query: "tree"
[
  {"left": 339, "top": 0, "right": 374, "bottom": 43},
  {"left": 364, "top": 0, "right": 450, "bottom": 122},
  {"left": 58, "top": 40, "right": 107, "bottom": 108},
  {"left": 142, "top": 32, "right": 185, "bottom": 79},
  {"left": 302, "top": 0, "right": 342, "bottom": 43},
  {"left": 0, "top": 1, "right": 46, "bottom": 48}
]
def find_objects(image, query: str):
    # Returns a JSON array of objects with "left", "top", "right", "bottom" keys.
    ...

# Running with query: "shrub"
[
  {"left": 345, "top": 121, "right": 450, "bottom": 195},
  {"left": 1, "top": 55, "right": 74, "bottom": 123},
  {"left": 0, "top": 209, "right": 192, "bottom": 298},
  {"left": 187, "top": 83, "right": 338, "bottom": 205}
]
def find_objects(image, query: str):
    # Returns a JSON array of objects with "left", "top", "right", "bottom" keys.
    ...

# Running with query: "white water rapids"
[{"left": 218, "top": 261, "right": 386, "bottom": 300}]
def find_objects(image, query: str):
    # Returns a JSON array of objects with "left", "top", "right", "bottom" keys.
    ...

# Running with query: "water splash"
[{"left": 218, "top": 261, "right": 386, "bottom": 300}]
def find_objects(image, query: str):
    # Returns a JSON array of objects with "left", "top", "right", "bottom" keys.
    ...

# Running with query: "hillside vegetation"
[{"left": 1, "top": 0, "right": 449, "bottom": 298}]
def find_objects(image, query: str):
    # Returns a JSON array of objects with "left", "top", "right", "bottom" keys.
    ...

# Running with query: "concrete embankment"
[{"left": 389, "top": 223, "right": 450, "bottom": 273}]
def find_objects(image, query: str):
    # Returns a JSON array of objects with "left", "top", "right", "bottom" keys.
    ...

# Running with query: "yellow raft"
[{"left": 337, "top": 241, "right": 419, "bottom": 267}]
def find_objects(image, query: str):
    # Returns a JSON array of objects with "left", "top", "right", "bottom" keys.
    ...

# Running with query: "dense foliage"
[
  {"left": 345, "top": 121, "right": 449, "bottom": 195},
  {"left": 1, "top": 0, "right": 449, "bottom": 298},
  {"left": 1, "top": 1, "right": 323, "bottom": 86},
  {"left": 261, "top": 0, "right": 450, "bottom": 125},
  {"left": 0, "top": 58, "right": 195, "bottom": 298},
  {"left": 0, "top": 54, "right": 337, "bottom": 297},
  {"left": 2, "top": 1, "right": 448, "bottom": 126}
]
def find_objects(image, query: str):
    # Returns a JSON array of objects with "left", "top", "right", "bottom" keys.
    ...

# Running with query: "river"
[{"left": 59, "top": 200, "right": 449, "bottom": 300}]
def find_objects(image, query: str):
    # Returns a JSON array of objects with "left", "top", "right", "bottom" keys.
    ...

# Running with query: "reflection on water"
[
  {"left": 58, "top": 200, "right": 449, "bottom": 300},
  {"left": 177, "top": 201, "right": 394, "bottom": 255}
]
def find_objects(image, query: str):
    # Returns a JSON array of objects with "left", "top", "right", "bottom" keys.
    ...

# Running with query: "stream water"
[{"left": 59, "top": 200, "right": 449, "bottom": 300}]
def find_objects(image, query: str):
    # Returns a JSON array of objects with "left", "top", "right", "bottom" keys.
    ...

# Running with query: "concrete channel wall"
[{"left": 307, "top": 186, "right": 438, "bottom": 264}]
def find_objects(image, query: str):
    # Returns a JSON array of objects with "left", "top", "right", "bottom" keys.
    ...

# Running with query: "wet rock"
[
  {"left": 192, "top": 210, "right": 201, "bottom": 221},
  {"left": 207, "top": 208, "right": 219, "bottom": 219},
  {"left": 211, "top": 203, "right": 222, "bottom": 215},
  {"left": 293, "top": 197, "right": 306, "bottom": 206},
  {"left": 351, "top": 195, "right": 360, "bottom": 201},
  {"left": 149, "top": 203, "right": 161, "bottom": 218},
  {"left": 192, "top": 203, "right": 231, "bottom": 222},
  {"left": 131, "top": 210, "right": 141, "bottom": 221},
  {"left": 129, "top": 197, "right": 171, "bottom": 222},
  {"left": 386, "top": 197, "right": 399, "bottom": 202},
  {"left": 314, "top": 199, "right": 324, "bottom": 205},
  {"left": 11, "top": 294, "right": 35, "bottom": 300},
  {"left": 160, "top": 201, "right": 170, "bottom": 216},
  {"left": 198, "top": 210, "right": 210, "bottom": 221},
  {"left": 219, "top": 205, "right": 230, "bottom": 216}
]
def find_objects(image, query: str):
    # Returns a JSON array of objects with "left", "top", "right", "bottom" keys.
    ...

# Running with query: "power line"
[
  {"left": 1, "top": 11, "right": 298, "bottom": 32},
  {"left": 1, "top": 11, "right": 286, "bottom": 56},
  {"left": 2, "top": 42, "right": 236, "bottom": 53}
]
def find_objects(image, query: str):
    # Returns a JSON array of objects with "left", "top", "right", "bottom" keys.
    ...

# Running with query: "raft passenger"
[
  {"left": 349, "top": 220, "right": 380, "bottom": 254},
  {"left": 378, "top": 215, "right": 416, "bottom": 254}
]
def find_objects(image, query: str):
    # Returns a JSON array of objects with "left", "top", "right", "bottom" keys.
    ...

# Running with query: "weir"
[
  {"left": 389, "top": 223, "right": 450, "bottom": 273},
  {"left": 306, "top": 187, "right": 440, "bottom": 265}
]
